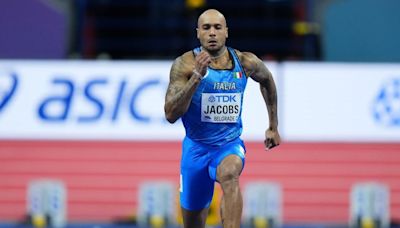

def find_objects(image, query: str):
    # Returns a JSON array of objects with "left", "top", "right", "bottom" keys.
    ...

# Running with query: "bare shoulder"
[
  {"left": 170, "top": 51, "right": 196, "bottom": 79},
  {"left": 234, "top": 49, "right": 263, "bottom": 76},
  {"left": 166, "top": 51, "right": 195, "bottom": 99}
]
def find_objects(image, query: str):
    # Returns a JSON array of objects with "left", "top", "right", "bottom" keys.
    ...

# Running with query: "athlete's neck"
[
  {"left": 201, "top": 46, "right": 227, "bottom": 60},
  {"left": 210, "top": 47, "right": 227, "bottom": 60}
]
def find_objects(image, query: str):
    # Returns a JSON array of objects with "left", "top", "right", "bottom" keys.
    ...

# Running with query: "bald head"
[
  {"left": 197, "top": 9, "right": 227, "bottom": 28},
  {"left": 196, "top": 9, "right": 228, "bottom": 53}
]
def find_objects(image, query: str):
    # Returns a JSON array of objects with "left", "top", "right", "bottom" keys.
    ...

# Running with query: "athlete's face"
[{"left": 197, "top": 11, "right": 228, "bottom": 53}]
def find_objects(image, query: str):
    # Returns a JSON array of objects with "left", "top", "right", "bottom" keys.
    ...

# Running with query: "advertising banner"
[
  {"left": 281, "top": 63, "right": 400, "bottom": 142},
  {"left": 0, "top": 60, "right": 279, "bottom": 141}
]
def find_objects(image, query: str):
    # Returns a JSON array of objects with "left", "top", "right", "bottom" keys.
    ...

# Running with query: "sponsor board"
[
  {"left": 281, "top": 62, "right": 400, "bottom": 142},
  {"left": 0, "top": 60, "right": 278, "bottom": 141},
  {"left": 1, "top": 60, "right": 399, "bottom": 142},
  {"left": 0, "top": 61, "right": 182, "bottom": 140}
]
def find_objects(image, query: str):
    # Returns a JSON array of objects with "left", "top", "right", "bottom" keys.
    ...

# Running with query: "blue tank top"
[{"left": 181, "top": 47, "right": 248, "bottom": 146}]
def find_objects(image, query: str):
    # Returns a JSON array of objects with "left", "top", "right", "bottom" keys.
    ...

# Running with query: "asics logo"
[{"left": 0, "top": 70, "right": 18, "bottom": 114}]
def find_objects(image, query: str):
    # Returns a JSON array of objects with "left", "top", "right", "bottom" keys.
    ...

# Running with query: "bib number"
[{"left": 201, "top": 93, "right": 241, "bottom": 123}]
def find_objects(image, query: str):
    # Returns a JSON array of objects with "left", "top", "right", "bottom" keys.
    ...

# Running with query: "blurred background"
[
  {"left": 1, "top": 0, "right": 400, "bottom": 228},
  {"left": 1, "top": 0, "right": 399, "bottom": 61}
]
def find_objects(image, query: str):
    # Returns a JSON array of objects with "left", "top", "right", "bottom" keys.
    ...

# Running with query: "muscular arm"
[
  {"left": 241, "top": 52, "right": 278, "bottom": 130},
  {"left": 164, "top": 55, "right": 201, "bottom": 123}
]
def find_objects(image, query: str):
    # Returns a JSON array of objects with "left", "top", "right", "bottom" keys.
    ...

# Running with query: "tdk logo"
[
  {"left": 373, "top": 78, "right": 400, "bottom": 126},
  {"left": 0, "top": 70, "right": 18, "bottom": 114},
  {"left": 208, "top": 95, "right": 236, "bottom": 103}
]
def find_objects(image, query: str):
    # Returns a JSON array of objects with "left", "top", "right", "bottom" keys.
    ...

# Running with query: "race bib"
[{"left": 201, "top": 93, "right": 241, "bottom": 123}]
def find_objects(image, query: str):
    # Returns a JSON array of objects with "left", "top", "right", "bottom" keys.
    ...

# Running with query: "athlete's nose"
[{"left": 209, "top": 27, "right": 216, "bottom": 36}]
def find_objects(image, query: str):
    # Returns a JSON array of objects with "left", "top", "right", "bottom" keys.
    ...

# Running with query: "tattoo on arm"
[
  {"left": 164, "top": 57, "right": 200, "bottom": 123},
  {"left": 249, "top": 55, "right": 279, "bottom": 129}
]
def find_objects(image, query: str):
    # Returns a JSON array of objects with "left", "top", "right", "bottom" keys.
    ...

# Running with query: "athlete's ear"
[
  {"left": 226, "top": 27, "right": 228, "bottom": 38},
  {"left": 196, "top": 28, "right": 200, "bottom": 39}
]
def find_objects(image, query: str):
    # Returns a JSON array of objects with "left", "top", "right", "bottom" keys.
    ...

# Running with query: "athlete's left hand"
[{"left": 264, "top": 128, "right": 281, "bottom": 150}]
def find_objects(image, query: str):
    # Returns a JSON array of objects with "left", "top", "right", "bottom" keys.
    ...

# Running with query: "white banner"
[
  {"left": 0, "top": 60, "right": 279, "bottom": 141},
  {"left": 0, "top": 60, "right": 182, "bottom": 140},
  {"left": 281, "top": 62, "right": 400, "bottom": 142},
  {"left": 2, "top": 60, "right": 399, "bottom": 142}
]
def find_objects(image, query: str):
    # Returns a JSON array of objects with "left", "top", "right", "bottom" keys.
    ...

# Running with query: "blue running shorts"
[{"left": 180, "top": 136, "right": 246, "bottom": 211}]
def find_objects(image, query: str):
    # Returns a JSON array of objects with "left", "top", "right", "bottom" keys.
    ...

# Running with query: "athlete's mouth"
[{"left": 208, "top": 40, "right": 217, "bottom": 45}]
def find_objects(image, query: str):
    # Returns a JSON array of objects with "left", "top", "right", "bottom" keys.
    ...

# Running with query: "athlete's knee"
[
  {"left": 218, "top": 173, "right": 240, "bottom": 196},
  {"left": 217, "top": 155, "right": 243, "bottom": 184}
]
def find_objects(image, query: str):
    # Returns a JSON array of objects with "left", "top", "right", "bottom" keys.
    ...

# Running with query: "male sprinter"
[{"left": 164, "top": 9, "right": 280, "bottom": 228}]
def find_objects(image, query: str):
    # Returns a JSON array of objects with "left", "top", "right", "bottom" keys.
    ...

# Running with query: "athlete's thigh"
[
  {"left": 208, "top": 137, "right": 246, "bottom": 181},
  {"left": 180, "top": 137, "right": 215, "bottom": 210}
]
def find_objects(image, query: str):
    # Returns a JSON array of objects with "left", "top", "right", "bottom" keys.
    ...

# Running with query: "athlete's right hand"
[{"left": 194, "top": 50, "right": 211, "bottom": 77}]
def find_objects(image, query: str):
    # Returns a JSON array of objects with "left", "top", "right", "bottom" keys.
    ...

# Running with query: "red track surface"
[{"left": 1, "top": 140, "right": 399, "bottom": 223}]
